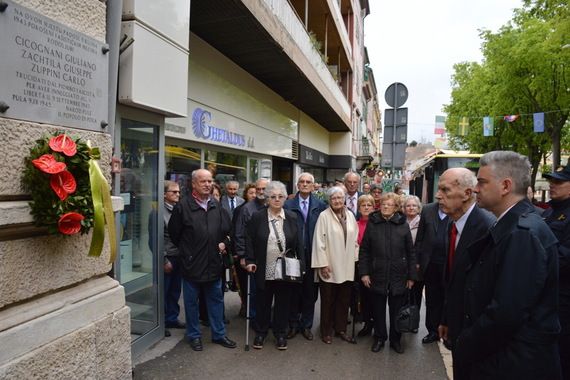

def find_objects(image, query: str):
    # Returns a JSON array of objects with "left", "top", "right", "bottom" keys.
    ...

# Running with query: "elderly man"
[
  {"left": 284, "top": 173, "right": 327, "bottom": 340},
  {"left": 453, "top": 151, "right": 560, "bottom": 379},
  {"left": 168, "top": 169, "right": 236, "bottom": 351},
  {"left": 543, "top": 162, "right": 570, "bottom": 379},
  {"left": 344, "top": 172, "right": 361, "bottom": 216},
  {"left": 221, "top": 180, "right": 244, "bottom": 219},
  {"left": 434, "top": 168, "right": 495, "bottom": 375}
]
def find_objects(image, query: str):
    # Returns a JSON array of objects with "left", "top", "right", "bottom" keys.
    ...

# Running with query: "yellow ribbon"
[{"left": 87, "top": 142, "right": 117, "bottom": 264}]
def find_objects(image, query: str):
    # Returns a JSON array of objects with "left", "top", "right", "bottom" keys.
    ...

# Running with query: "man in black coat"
[
  {"left": 414, "top": 201, "right": 449, "bottom": 343},
  {"left": 453, "top": 151, "right": 561, "bottom": 379},
  {"left": 543, "top": 162, "right": 570, "bottom": 379},
  {"left": 435, "top": 168, "right": 495, "bottom": 377},
  {"left": 169, "top": 169, "right": 236, "bottom": 352},
  {"left": 284, "top": 173, "right": 326, "bottom": 340}
]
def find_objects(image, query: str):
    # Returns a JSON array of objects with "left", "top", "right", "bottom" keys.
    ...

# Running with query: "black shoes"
[
  {"left": 212, "top": 336, "right": 237, "bottom": 348},
  {"left": 422, "top": 332, "right": 440, "bottom": 344},
  {"left": 276, "top": 337, "right": 288, "bottom": 350},
  {"left": 165, "top": 320, "right": 186, "bottom": 329},
  {"left": 253, "top": 335, "right": 265, "bottom": 349},
  {"left": 301, "top": 328, "right": 314, "bottom": 341},
  {"left": 390, "top": 340, "right": 404, "bottom": 354},
  {"left": 357, "top": 323, "right": 373, "bottom": 337},
  {"left": 188, "top": 338, "right": 203, "bottom": 351},
  {"left": 164, "top": 329, "right": 171, "bottom": 337},
  {"left": 286, "top": 329, "right": 298, "bottom": 339},
  {"left": 371, "top": 337, "right": 385, "bottom": 352}
]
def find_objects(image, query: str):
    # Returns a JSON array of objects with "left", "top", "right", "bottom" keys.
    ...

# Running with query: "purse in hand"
[
  {"left": 396, "top": 290, "right": 420, "bottom": 333},
  {"left": 271, "top": 219, "right": 302, "bottom": 283}
]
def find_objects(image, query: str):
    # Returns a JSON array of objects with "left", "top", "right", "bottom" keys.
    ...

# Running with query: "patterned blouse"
[{"left": 265, "top": 209, "right": 286, "bottom": 280}]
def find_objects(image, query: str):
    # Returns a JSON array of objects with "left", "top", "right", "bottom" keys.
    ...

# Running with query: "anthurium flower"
[
  {"left": 49, "top": 134, "right": 77, "bottom": 157},
  {"left": 50, "top": 170, "right": 77, "bottom": 201},
  {"left": 58, "top": 212, "right": 84, "bottom": 235},
  {"left": 32, "top": 154, "right": 66, "bottom": 174}
]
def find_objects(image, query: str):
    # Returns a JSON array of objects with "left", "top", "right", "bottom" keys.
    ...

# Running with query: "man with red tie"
[{"left": 435, "top": 168, "right": 495, "bottom": 378}]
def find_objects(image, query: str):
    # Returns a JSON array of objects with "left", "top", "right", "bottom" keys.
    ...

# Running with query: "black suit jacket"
[
  {"left": 441, "top": 204, "right": 495, "bottom": 344},
  {"left": 245, "top": 208, "right": 304, "bottom": 290},
  {"left": 415, "top": 202, "right": 447, "bottom": 273}
]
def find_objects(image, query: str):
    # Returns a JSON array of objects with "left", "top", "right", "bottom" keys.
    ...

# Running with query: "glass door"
[{"left": 118, "top": 119, "right": 161, "bottom": 344}]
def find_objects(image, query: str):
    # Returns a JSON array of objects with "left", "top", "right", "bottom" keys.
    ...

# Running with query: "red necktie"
[{"left": 448, "top": 223, "right": 458, "bottom": 272}]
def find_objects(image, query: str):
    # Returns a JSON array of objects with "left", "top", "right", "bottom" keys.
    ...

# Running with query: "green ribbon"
[{"left": 87, "top": 143, "right": 117, "bottom": 263}]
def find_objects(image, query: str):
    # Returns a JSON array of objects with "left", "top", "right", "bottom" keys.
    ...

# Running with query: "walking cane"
[{"left": 244, "top": 273, "right": 251, "bottom": 351}]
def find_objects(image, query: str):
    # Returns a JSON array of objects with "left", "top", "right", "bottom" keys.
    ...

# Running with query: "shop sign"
[{"left": 192, "top": 107, "right": 254, "bottom": 148}]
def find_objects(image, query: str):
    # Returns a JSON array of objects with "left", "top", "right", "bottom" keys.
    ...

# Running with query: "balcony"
[{"left": 190, "top": 0, "right": 352, "bottom": 132}]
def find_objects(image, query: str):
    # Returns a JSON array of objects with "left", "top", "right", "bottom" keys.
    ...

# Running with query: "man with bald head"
[
  {"left": 169, "top": 169, "right": 236, "bottom": 351},
  {"left": 436, "top": 168, "right": 495, "bottom": 377}
]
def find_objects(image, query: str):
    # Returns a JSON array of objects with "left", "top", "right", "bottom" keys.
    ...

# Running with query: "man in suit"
[
  {"left": 221, "top": 180, "right": 244, "bottom": 219},
  {"left": 284, "top": 172, "right": 327, "bottom": 340},
  {"left": 414, "top": 201, "right": 449, "bottom": 343},
  {"left": 453, "top": 151, "right": 560, "bottom": 379},
  {"left": 435, "top": 168, "right": 495, "bottom": 377},
  {"left": 344, "top": 171, "right": 361, "bottom": 216}
]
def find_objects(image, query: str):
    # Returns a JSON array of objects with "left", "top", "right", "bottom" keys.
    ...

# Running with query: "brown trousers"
[{"left": 319, "top": 281, "right": 353, "bottom": 337}]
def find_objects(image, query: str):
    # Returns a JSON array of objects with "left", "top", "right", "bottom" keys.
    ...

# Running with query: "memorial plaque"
[{"left": 0, "top": 0, "right": 109, "bottom": 131}]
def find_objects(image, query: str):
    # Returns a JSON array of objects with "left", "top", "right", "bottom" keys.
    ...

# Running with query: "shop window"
[
  {"left": 206, "top": 150, "right": 247, "bottom": 190},
  {"left": 165, "top": 145, "right": 201, "bottom": 196}
]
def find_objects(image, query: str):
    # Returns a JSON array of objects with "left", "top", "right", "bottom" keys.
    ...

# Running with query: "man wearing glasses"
[{"left": 162, "top": 181, "right": 185, "bottom": 335}]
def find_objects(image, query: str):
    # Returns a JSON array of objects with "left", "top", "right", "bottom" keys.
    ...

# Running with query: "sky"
[{"left": 364, "top": 0, "right": 523, "bottom": 143}]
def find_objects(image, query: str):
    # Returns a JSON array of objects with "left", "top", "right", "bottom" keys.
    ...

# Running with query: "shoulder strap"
[{"left": 270, "top": 219, "right": 284, "bottom": 254}]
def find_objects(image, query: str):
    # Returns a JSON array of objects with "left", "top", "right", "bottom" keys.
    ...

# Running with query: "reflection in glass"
[
  {"left": 206, "top": 150, "right": 247, "bottom": 189},
  {"left": 119, "top": 120, "right": 159, "bottom": 342},
  {"left": 165, "top": 144, "right": 201, "bottom": 196}
]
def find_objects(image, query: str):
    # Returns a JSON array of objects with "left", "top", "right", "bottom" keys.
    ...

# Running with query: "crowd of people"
[{"left": 160, "top": 150, "right": 569, "bottom": 379}]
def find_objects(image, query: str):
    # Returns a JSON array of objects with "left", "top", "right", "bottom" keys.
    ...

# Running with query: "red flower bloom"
[
  {"left": 50, "top": 170, "right": 77, "bottom": 201},
  {"left": 49, "top": 134, "right": 77, "bottom": 157},
  {"left": 58, "top": 212, "right": 84, "bottom": 235},
  {"left": 32, "top": 154, "right": 66, "bottom": 174}
]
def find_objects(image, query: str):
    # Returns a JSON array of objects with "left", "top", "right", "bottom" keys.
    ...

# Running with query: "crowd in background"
[{"left": 161, "top": 150, "right": 570, "bottom": 380}]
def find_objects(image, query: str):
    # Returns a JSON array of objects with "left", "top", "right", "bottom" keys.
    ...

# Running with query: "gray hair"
[
  {"left": 480, "top": 151, "right": 531, "bottom": 196},
  {"left": 164, "top": 180, "right": 178, "bottom": 193},
  {"left": 265, "top": 181, "right": 287, "bottom": 198},
  {"left": 298, "top": 172, "right": 315, "bottom": 184},
  {"left": 403, "top": 195, "right": 423, "bottom": 213},
  {"left": 225, "top": 180, "right": 239, "bottom": 189},
  {"left": 327, "top": 186, "right": 345, "bottom": 200},
  {"left": 343, "top": 171, "right": 360, "bottom": 182}
]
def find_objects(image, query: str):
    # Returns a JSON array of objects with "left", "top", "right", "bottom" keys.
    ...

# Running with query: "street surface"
[{"left": 133, "top": 290, "right": 450, "bottom": 380}]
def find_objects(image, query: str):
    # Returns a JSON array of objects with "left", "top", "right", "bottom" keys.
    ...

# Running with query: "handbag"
[
  {"left": 395, "top": 290, "right": 420, "bottom": 333},
  {"left": 270, "top": 219, "right": 302, "bottom": 283}
]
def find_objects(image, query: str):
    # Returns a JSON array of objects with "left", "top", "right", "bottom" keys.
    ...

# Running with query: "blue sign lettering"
[{"left": 191, "top": 107, "right": 251, "bottom": 147}]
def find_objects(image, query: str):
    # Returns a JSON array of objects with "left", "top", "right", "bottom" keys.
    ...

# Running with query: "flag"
[
  {"left": 503, "top": 114, "right": 519, "bottom": 122},
  {"left": 434, "top": 115, "right": 446, "bottom": 135},
  {"left": 483, "top": 116, "right": 494, "bottom": 137},
  {"left": 533, "top": 112, "right": 545, "bottom": 133},
  {"left": 434, "top": 137, "right": 446, "bottom": 148},
  {"left": 458, "top": 117, "right": 469, "bottom": 136}
]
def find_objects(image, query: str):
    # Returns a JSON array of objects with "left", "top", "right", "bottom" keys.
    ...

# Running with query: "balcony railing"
[{"left": 261, "top": 0, "right": 351, "bottom": 118}]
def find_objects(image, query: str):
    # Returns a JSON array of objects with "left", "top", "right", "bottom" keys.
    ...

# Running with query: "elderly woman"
[
  {"left": 403, "top": 195, "right": 422, "bottom": 244},
  {"left": 245, "top": 181, "right": 303, "bottom": 350},
  {"left": 359, "top": 192, "right": 417, "bottom": 354},
  {"left": 312, "top": 186, "right": 359, "bottom": 344},
  {"left": 370, "top": 184, "right": 383, "bottom": 211},
  {"left": 356, "top": 194, "right": 376, "bottom": 337}
]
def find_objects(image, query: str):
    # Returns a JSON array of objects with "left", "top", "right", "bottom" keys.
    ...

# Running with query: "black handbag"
[
  {"left": 395, "top": 290, "right": 420, "bottom": 333},
  {"left": 270, "top": 219, "right": 302, "bottom": 283}
]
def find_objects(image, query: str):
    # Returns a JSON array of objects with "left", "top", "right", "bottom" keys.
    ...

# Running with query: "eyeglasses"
[
  {"left": 269, "top": 195, "right": 285, "bottom": 200},
  {"left": 167, "top": 190, "right": 180, "bottom": 194}
]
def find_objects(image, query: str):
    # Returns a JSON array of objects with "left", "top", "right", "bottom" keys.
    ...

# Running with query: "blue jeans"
[
  {"left": 183, "top": 278, "right": 225, "bottom": 340},
  {"left": 164, "top": 257, "right": 182, "bottom": 325}
]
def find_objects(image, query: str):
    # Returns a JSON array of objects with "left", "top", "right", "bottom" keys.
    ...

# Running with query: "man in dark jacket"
[
  {"left": 435, "top": 168, "right": 495, "bottom": 377},
  {"left": 543, "top": 162, "right": 570, "bottom": 379},
  {"left": 163, "top": 180, "right": 185, "bottom": 333},
  {"left": 169, "top": 169, "right": 236, "bottom": 352},
  {"left": 284, "top": 173, "right": 326, "bottom": 340},
  {"left": 454, "top": 151, "right": 561, "bottom": 379},
  {"left": 414, "top": 201, "right": 449, "bottom": 344}
]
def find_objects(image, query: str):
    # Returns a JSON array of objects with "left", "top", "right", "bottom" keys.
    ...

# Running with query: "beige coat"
[{"left": 311, "top": 207, "right": 359, "bottom": 284}]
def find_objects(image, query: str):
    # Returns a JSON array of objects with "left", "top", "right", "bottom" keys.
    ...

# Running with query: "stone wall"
[{"left": 0, "top": 0, "right": 131, "bottom": 378}]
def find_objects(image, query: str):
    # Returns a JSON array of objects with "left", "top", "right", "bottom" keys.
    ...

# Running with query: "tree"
[{"left": 444, "top": 0, "right": 570, "bottom": 185}]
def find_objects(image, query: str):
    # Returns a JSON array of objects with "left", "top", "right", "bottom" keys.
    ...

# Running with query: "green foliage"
[
  {"left": 22, "top": 132, "right": 95, "bottom": 235},
  {"left": 444, "top": 0, "right": 570, "bottom": 185}
]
